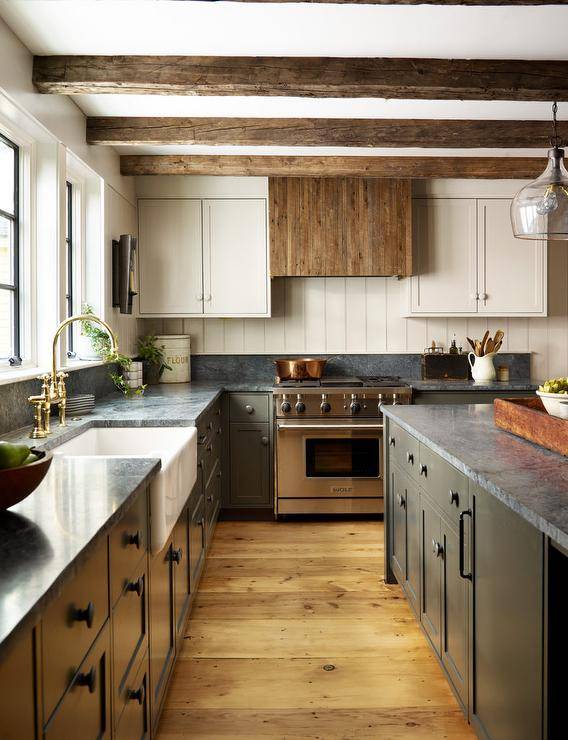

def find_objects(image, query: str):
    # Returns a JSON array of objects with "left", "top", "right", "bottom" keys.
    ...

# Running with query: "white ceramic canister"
[
  {"left": 156, "top": 335, "right": 191, "bottom": 383},
  {"left": 468, "top": 351, "right": 497, "bottom": 382}
]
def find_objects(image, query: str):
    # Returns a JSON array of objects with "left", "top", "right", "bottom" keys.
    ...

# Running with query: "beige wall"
[{"left": 141, "top": 240, "right": 567, "bottom": 383}]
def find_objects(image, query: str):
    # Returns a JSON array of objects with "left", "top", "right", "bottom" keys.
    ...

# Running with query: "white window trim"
[{"left": 0, "top": 111, "right": 36, "bottom": 377}]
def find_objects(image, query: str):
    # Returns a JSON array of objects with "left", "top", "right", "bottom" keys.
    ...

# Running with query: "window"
[
  {"left": 65, "top": 180, "right": 75, "bottom": 356},
  {"left": 0, "top": 133, "right": 20, "bottom": 365}
]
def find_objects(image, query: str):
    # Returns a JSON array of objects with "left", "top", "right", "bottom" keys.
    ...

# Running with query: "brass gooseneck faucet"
[{"left": 28, "top": 314, "right": 119, "bottom": 439}]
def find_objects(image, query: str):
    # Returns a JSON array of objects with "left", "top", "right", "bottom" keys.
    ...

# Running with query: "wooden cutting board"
[{"left": 494, "top": 397, "right": 568, "bottom": 457}]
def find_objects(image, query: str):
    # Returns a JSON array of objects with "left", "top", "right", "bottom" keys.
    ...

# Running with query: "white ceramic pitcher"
[{"left": 468, "top": 351, "right": 496, "bottom": 382}]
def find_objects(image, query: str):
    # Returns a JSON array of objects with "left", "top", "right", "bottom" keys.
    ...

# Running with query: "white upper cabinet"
[
  {"left": 139, "top": 199, "right": 203, "bottom": 315},
  {"left": 203, "top": 199, "right": 268, "bottom": 316},
  {"left": 138, "top": 196, "right": 270, "bottom": 318},
  {"left": 406, "top": 194, "right": 547, "bottom": 317},
  {"left": 477, "top": 199, "right": 546, "bottom": 315},
  {"left": 411, "top": 198, "right": 478, "bottom": 315}
]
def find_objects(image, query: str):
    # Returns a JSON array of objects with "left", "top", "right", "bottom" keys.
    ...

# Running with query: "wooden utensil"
[
  {"left": 493, "top": 340, "right": 502, "bottom": 354},
  {"left": 485, "top": 338, "right": 495, "bottom": 354},
  {"left": 466, "top": 337, "right": 477, "bottom": 354},
  {"left": 493, "top": 329, "right": 504, "bottom": 347},
  {"left": 480, "top": 330, "right": 490, "bottom": 356},
  {"left": 474, "top": 340, "right": 482, "bottom": 356}
]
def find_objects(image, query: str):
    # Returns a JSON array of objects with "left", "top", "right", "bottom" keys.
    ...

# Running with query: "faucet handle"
[
  {"left": 37, "top": 373, "right": 51, "bottom": 382},
  {"left": 56, "top": 371, "right": 69, "bottom": 379}
]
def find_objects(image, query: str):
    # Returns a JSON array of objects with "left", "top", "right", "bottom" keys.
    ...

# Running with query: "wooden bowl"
[{"left": 0, "top": 450, "right": 53, "bottom": 510}]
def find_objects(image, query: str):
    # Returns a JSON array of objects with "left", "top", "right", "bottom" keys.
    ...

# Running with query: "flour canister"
[{"left": 156, "top": 335, "right": 191, "bottom": 383}]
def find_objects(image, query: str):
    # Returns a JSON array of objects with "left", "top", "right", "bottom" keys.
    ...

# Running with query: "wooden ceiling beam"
[
  {"left": 34, "top": 55, "right": 568, "bottom": 101},
  {"left": 120, "top": 154, "right": 544, "bottom": 178},
  {"left": 87, "top": 116, "right": 564, "bottom": 148}
]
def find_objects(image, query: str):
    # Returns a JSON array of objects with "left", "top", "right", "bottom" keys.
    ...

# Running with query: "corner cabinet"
[
  {"left": 406, "top": 196, "right": 547, "bottom": 317},
  {"left": 138, "top": 197, "right": 270, "bottom": 318}
]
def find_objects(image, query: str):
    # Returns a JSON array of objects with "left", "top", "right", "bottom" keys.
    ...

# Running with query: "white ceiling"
[{"left": 1, "top": 0, "right": 567, "bottom": 158}]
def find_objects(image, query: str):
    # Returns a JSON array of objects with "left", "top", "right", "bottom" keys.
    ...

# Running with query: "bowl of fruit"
[
  {"left": 0, "top": 442, "right": 52, "bottom": 510},
  {"left": 536, "top": 378, "right": 568, "bottom": 420}
]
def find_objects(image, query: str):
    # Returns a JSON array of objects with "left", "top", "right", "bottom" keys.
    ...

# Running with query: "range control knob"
[
  {"left": 280, "top": 400, "right": 291, "bottom": 413},
  {"left": 320, "top": 394, "right": 331, "bottom": 413},
  {"left": 350, "top": 394, "right": 361, "bottom": 414},
  {"left": 295, "top": 395, "right": 306, "bottom": 413}
]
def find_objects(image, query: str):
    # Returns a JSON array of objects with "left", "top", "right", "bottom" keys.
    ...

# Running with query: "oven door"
[{"left": 276, "top": 420, "right": 382, "bottom": 499}]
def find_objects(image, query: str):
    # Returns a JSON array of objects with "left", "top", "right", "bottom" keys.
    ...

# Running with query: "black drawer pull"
[
  {"left": 459, "top": 510, "right": 473, "bottom": 580},
  {"left": 449, "top": 489, "right": 460, "bottom": 506},
  {"left": 245, "top": 404, "right": 254, "bottom": 414},
  {"left": 128, "top": 683, "right": 145, "bottom": 706},
  {"left": 127, "top": 576, "right": 144, "bottom": 597},
  {"left": 75, "top": 666, "right": 96, "bottom": 694},
  {"left": 207, "top": 495, "right": 213, "bottom": 503},
  {"left": 171, "top": 547, "right": 183, "bottom": 564},
  {"left": 389, "top": 436, "right": 395, "bottom": 447},
  {"left": 127, "top": 530, "right": 142, "bottom": 549},
  {"left": 396, "top": 493, "right": 405, "bottom": 508},
  {"left": 73, "top": 601, "right": 95, "bottom": 629},
  {"left": 406, "top": 451, "right": 414, "bottom": 464},
  {"left": 420, "top": 464, "right": 427, "bottom": 476},
  {"left": 432, "top": 539, "right": 444, "bottom": 558}
]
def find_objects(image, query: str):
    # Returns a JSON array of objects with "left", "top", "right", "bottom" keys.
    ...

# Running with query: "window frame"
[
  {"left": 65, "top": 179, "right": 75, "bottom": 356},
  {"left": 0, "top": 132, "right": 21, "bottom": 365}
]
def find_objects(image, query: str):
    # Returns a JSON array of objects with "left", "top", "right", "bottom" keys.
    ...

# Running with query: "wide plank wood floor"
[{"left": 157, "top": 520, "right": 474, "bottom": 739}]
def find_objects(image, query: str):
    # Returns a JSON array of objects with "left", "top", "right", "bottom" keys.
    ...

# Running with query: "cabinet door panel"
[
  {"left": 411, "top": 198, "right": 478, "bottom": 314},
  {"left": 203, "top": 198, "right": 268, "bottom": 316},
  {"left": 148, "top": 537, "right": 175, "bottom": 726},
  {"left": 139, "top": 199, "right": 203, "bottom": 315},
  {"left": 470, "top": 483, "right": 543, "bottom": 740},
  {"left": 420, "top": 495, "right": 442, "bottom": 655},
  {"left": 441, "top": 521, "right": 468, "bottom": 708},
  {"left": 189, "top": 493, "right": 206, "bottom": 592},
  {"left": 0, "top": 627, "right": 36, "bottom": 740},
  {"left": 229, "top": 422, "right": 271, "bottom": 507},
  {"left": 390, "top": 466, "right": 406, "bottom": 584},
  {"left": 115, "top": 654, "right": 149, "bottom": 740},
  {"left": 478, "top": 199, "right": 546, "bottom": 315},
  {"left": 404, "top": 476, "right": 421, "bottom": 617},
  {"left": 173, "top": 506, "right": 191, "bottom": 644}
]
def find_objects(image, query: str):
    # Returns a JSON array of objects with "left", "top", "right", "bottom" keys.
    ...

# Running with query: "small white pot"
[
  {"left": 468, "top": 351, "right": 497, "bottom": 382},
  {"left": 536, "top": 390, "right": 568, "bottom": 420}
]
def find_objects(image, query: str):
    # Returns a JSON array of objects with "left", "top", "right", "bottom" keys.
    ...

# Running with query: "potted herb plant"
[
  {"left": 81, "top": 305, "right": 147, "bottom": 399},
  {"left": 136, "top": 335, "right": 172, "bottom": 385}
]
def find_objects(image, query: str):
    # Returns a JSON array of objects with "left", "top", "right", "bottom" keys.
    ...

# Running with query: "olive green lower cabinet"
[
  {"left": 225, "top": 393, "right": 272, "bottom": 510},
  {"left": 385, "top": 419, "right": 545, "bottom": 740}
]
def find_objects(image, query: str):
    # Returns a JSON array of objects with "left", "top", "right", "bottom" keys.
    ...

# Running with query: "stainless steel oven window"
[{"left": 305, "top": 437, "right": 380, "bottom": 478}]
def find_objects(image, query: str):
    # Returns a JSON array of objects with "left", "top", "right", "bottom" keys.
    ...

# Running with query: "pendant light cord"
[{"left": 551, "top": 101, "right": 562, "bottom": 149}]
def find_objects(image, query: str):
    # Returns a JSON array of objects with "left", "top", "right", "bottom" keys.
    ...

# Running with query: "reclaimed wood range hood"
[{"left": 269, "top": 176, "right": 412, "bottom": 278}]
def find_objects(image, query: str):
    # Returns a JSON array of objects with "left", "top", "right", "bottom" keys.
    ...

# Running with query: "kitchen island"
[{"left": 382, "top": 403, "right": 567, "bottom": 740}]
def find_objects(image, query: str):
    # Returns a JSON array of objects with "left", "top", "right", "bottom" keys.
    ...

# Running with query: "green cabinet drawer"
[
  {"left": 109, "top": 488, "right": 148, "bottom": 606},
  {"left": 387, "top": 422, "right": 420, "bottom": 482},
  {"left": 418, "top": 443, "right": 467, "bottom": 526},
  {"left": 229, "top": 393, "right": 270, "bottom": 423},
  {"left": 42, "top": 536, "right": 109, "bottom": 722}
]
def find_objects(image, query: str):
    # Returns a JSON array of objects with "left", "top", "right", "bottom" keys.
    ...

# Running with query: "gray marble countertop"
[
  {"left": 408, "top": 379, "right": 537, "bottom": 392},
  {"left": 382, "top": 404, "right": 568, "bottom": 550},
  {"left": 0, "top": 456, "right": 159, "bottom": 657}
]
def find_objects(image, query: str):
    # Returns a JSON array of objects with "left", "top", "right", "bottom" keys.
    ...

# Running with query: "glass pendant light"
[{"left": 511, "top": 102, "right": 568, "bottom": 240}]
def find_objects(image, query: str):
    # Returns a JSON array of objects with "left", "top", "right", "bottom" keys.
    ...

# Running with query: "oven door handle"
[{"left": 277, "top": 423, "right": 384, "bottom": 431}]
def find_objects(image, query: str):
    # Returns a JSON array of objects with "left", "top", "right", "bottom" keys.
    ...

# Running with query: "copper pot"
[{"left": 274, "top": 358, "right": 328, "bottom": 381}]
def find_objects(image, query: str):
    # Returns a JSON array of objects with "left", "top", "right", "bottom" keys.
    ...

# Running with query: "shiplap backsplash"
[{"left": 139, "top": 241, "right": 568, "bottom": 383}]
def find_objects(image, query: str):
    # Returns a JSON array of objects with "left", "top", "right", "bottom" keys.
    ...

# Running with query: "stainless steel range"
[{"left": 273, "top": 377, "right": 412, "bottom": 516}]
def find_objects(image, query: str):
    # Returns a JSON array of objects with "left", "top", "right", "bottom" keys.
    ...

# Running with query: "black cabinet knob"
[
  {"left": 389, "top": 436, "right": 395, "bottom": 447},
  {"left": 73, "top": 601, "right": 95, "bottom": 629},
  {"left": 127, "top": 576, "right": 144, "bottom": 597},
  {"left": 261, "top": 436, "right": 269, "bottom": 446},
  {"left": 127, "top": 530, "right": 142, "bottom": 549},
  {"left": 406, "top": 451, "right": 414, "bottom": 465},
  {"left": 432, "top": 539, "right": 444, "bottom": 558},
  {"left": 207, "top": 495, "right": 213, "bottom": 503},
  {"left": 128, "top": 683, "right": 146, "bottom": 706},
  {"left": 396, "top": 493, "right": 405, "bottom": 508},
  {"left": 420, "top": 464, "right": 427, "bottom": 476},
  {"left": 171, "top": 547, "right": 183, "bottom": 564},
  {"left": 245, "top": 404, "right": 254, "bottom": 414},
  {"left": 75, "top": 666, "right": 96, "bottom": 694},
  {"left": 449, "top": 489, "right": 460, "bottom": 506}
]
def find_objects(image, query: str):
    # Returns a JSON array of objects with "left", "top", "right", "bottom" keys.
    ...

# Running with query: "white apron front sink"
[{"left": 53, "top": 426, "right": 197, "bottom": 553}]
